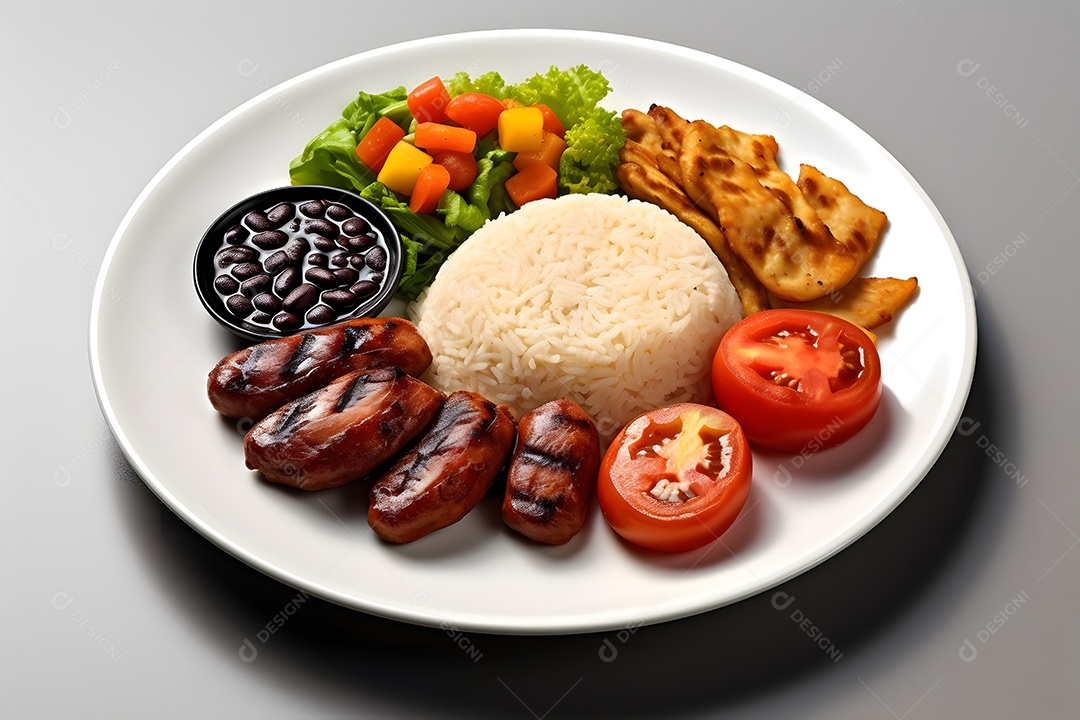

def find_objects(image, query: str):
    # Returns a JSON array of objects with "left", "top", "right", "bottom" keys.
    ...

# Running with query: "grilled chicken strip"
[
  {"left": 368, "top": 391, "right": 516, "bottom": 544},
  {"left": 244, "top": 367, "right": 444, "bottom": 490},
  {"left": 501, "top": 399, "right": 601, "bottom": 545},
  {"left": 208, "top": 317, "right": 432, "bottom": 420}
]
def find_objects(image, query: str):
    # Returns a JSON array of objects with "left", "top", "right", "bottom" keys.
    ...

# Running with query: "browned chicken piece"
[
  {"left": 501, "top": 399, "right": 601, "bottom": 545},
  {"left": 679, "top": 119, "right": 867, "bottom": 302},
  {"left": 774, "top": 276, "right": 919, "bottom": 330},
  {"left": 797, "top": 163, "right": 889, "bottom": 264},
  {"left": 207, "top": 317, "right": 432, "bottom": 420},
  {"left": 368, "top": 391, "right": 516, "bottom": 544},
  {"left": 617, "top": 111, "right": 770, "bottom": 316},
  {"left": 244, "top": 367, "right": 444, "bottom": 491}
]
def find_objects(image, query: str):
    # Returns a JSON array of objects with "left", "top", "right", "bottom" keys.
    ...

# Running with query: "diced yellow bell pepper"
[
  {"left": 512, "top": 131, "right": 567, "bottom": 172},
  {"left": 497, "top": 106, "right": 544, "bottom": 153},
  {"left": 377, "top": 141, "right": 433, "bottom": 195}
]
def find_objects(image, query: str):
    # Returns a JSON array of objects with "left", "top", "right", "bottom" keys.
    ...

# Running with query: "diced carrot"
[
  {"left": 409, "top": 163, "right": 451, "bottom": 214},
  {"left": 533, "top": 104, "right": 566, "bottom": 138},
  {"left": 505, "top": 163, "right": 558, "bottom": 207},
  {"left": 407, "top": 76, "right": 451, "bottom": 123},
  {"left": 433, "top": 151, "right": 478, "bottom": 192},
  {"left": 377, "top": 141, "right": 433, "bottom": 196},
  {"left": 356, "top": 116, "right": 406, "bottom": 172},
  {"left": 445, "top": 93, "right": 505, "bottom": 136},
  {"left": 512, "top": 131, "right": 567, "bottom": 172},
  {"left": 413, "top": 122, "right": 477, "bottom": 154},
  {"left": 497, "top": 106, "right": 544, "bottom": 153}
]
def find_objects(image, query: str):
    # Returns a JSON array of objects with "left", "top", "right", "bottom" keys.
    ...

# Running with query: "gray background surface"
[{"left": 4, "top": 1, "right": 1076, "bottom": 717}]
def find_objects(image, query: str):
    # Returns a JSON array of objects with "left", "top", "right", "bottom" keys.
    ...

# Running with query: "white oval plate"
[{"left": 90, "top": 30, "right": 976, "bottom": 635}]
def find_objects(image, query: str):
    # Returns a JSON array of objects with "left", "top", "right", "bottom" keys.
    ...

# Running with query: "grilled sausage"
[
  {"left": 501, "top": 399, "right": 601, "bottom": 545},
  {"left": 244, "top": 367, "right": 444, "bottom": 491},
  {"left": 368, "top": 391, "right": 516, "bottom": 544},
  {"left": 208, "top": 317, "right": 432, "bottom": 420}
]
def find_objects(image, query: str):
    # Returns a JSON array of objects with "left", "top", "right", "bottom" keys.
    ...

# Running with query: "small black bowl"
[{"left": 194, "top": 185, "right": 403, "bottom": 343}]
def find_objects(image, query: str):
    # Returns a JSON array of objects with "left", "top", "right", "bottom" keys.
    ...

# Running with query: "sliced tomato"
[
  {"left": 597, "top": 403, "right": 752, "bottom": 553},
  {"left": 712, "top": 309, "right": 882, "bottom": 453}
]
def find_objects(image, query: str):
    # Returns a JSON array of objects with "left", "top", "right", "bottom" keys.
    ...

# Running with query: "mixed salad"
[{"left": 289, "top": 65, "right": 626, "bottom": 299}]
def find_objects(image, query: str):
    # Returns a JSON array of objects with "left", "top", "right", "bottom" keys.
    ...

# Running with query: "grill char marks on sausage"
[
  {"left": 502, "top": 399, "right": 601, "bottom": 545},
  {"left": 207, "top": 317, "right": 433, "bottom": 420},
  {"left": 244, "top": 367, "right": 445, "bottom": 491},
  {"left": 368, "top": 391, "right": 517, "bottom": 544}
]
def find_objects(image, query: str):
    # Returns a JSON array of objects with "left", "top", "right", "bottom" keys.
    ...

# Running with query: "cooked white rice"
[{"left": 409, "top": 193, "right": 742, "bottom": 443}]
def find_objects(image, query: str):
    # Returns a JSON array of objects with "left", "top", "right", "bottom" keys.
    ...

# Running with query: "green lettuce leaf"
[
  {"left": 445, "top": 71, "right": 509, "bottom": 99},
  {"left": 558, "top": 106, "right": 626, "bottom": 195},
  {"left": 288, "top": 86, "right": 410, "bottom": 191},
  {"left": 507, "top": 64, "right": 613, "bottom": 129}
]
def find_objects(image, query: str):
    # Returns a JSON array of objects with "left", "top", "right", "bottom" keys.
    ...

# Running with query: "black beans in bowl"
[{"left": 194, "top": 185, "right": 403, "bottom": 342}]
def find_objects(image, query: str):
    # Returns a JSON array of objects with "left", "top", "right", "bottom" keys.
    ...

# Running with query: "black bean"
[
  {"left": 312, "top": 235, "right": 338, "bottom": 252},
  {"left": 263, "top": 250, "right": 290, "bottom": 275},
  {"left": 348, "top": 254, "right": 366, "bottom": 269},
  {"left": 349, "top": 280, "right": 379, "bottom": 298},
  {"left": 216, "top": 245, "right": 257, "bottom": 268},
  {"left": 274, "top": 267, "right": 301, "bottom": 297},
  {"left": 283, "top": 237, "right": 310, "bottom": 263},
  {"left": 322, "top": 289, "right": 357, "bottom": 309},
  {"left": 306, "top": 304, "right": 337, "bottom": 325},
  {"left": 304, "top": 218, "right": 339, "bottom": 237},
  {"left": 305, "top": 267, "right": 337, "bottom": 289},
  {"left": 298, "top": 201, "right": 326, "bottom": 218},
  {"left": 266, "top": 202, "right": 296, "bottom": 226},
  {"left": 226, "top": 294, "right": 253, "bottom": 317},
  {"left": 370, "top": 272, "right": 384, "bottom": 283},
  {"left": 333, "top": 267, "right": 359, "bottom": 286},
  {"left": 307, "top": 252, "right": 327, "bottom": 267},
  {"left": 272, "top": 312, "right": 302, "bottom": 331},
  {"left": 330, "top": 254, "right": 350, "bottom": 268},
  {"left": 347, "top": 234, "right": 374, "bottom": 250},
  {"left": 214, "top": 275, "right": 240, "bottom": 294},
  {"left": 365, "top": 246, "right": 387, "bottom": 271},
  {"left": 231, "top": 262, "right": 262, "bottom": 280},
  {"left": 252, "top": 292, "right": 281, "bottom": 313},
  {"left": 252, "top": 230, "right": 288, "bottom": 250},
  {"left": 325, "top": 203, "right": 353, "bottom": 221},
  {"left": 224, "top": 224, "right": 249, "bottom": 245},
  {"left": 341, "top": 217, "right": 370, "bottom": 236},
  {"left": 336, "top": 234, "right": 352, "bottom": 249},
  {"left": 240, "top": 273, "right": 272, "bottom": 297},
  {"left": 250, "top": 311, "right": 274, "bottom": 325},
  {"left": 282, "top": 283, "right": 319, "bottom": 312},
  {"left": 245, "top": 211, "right": 273, "bottom": 231}
]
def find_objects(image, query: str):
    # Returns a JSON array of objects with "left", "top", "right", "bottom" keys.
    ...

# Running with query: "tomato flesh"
[
  {"left": 712, "top": 309, "right": 882, "bottom": 453},
  {"left": 597, "top": 404, "right": 752, "bottom": 553}
]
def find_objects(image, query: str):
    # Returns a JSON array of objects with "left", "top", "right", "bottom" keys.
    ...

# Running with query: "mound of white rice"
[{"left": 409, "top": 193, "right": 741, "bottom": 443}]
